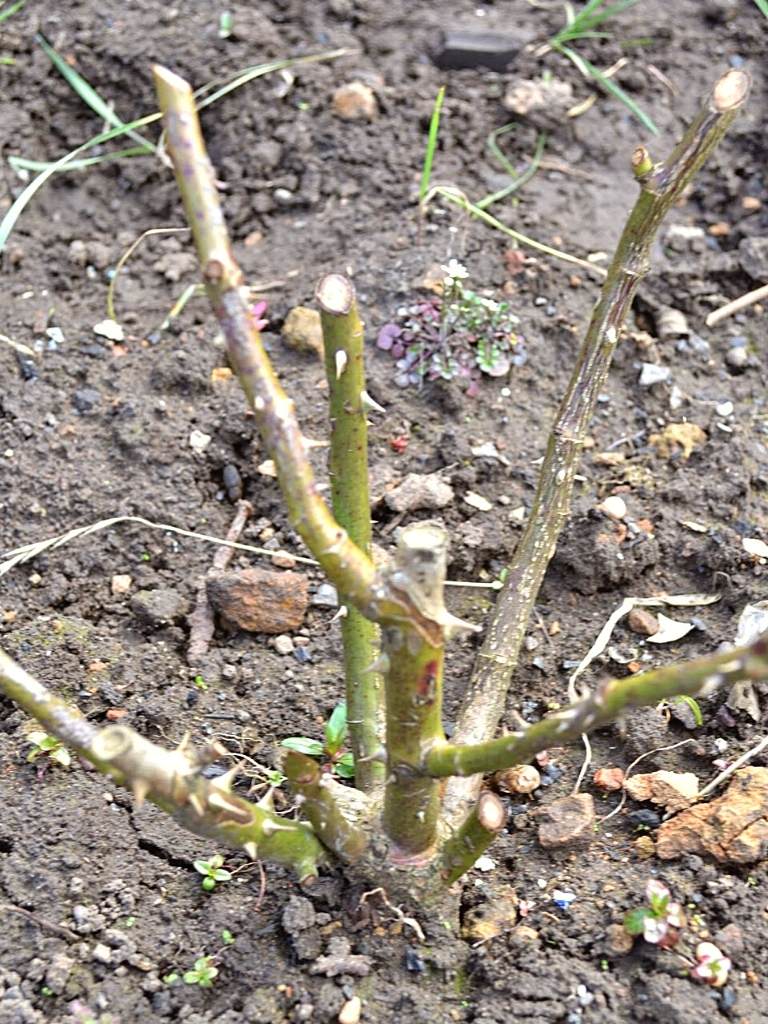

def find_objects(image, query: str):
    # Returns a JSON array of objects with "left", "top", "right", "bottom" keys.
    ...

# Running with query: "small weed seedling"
[
  {"left": 26, "top": 731, "right": 71, "bottom": 769},
  {"left": 281, "top": 702, "right": 355, "bottom": 779},
  {"left": 624, "top": 879, "right": 686, "bottom": 947},
  {"left": 183, "top": 956, "right": 219, "bottom": 988},
  {"left": 193, "top": 854, "right": 232, "bottom": 892},
  {"left": 624, "top": 880, "right": 732, "bottom": 987}
]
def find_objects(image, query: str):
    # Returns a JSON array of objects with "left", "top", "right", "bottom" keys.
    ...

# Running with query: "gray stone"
[
  {"left": 44, "top": 954, "right": 74, "bottom": 995},
  {"left": 72, "top": 388, "right": 101, "bottom": 415},
  {"left": 311, "top": 583, "right": 339, "bottom": 608},
  {"left": 738, "top": 236, "right": 768, "bottom": 281},
  {"left": 130, "top": 588, "right": 190, "bottom": 628},
  {"left": 91, "top": 943, "right": 113, "bottom": 964},
  {"left": 384, "top": 472, "right": 454, "bottom": 513}
]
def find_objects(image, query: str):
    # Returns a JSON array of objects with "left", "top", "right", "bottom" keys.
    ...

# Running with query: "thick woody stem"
[
  {"left": 427, "top": 630, "right": 768, "bottom": 778},
  {"left": 381, "top": 524, "right": 456, "bottom": 858},
  {"left": 445, "top": 68, "right": 750, "bottom": 823},
  {"left": 0, "top": 648, "right": 324, "bottom": 881},
  {"left": 283, "top": 750, "right": 370, "bottom": 862},
  {"left": 316, "top": 274, "right": 384, "bottom": 793},
  {"left": 440, "top": 791, "right": 506, "bottom": 886},
  {"left": 152, "top": 66, "right": 377, "bottom": 616}
]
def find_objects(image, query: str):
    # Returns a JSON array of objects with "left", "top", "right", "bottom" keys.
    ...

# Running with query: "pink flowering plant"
[
  {"left": 376, "top": 259, "right": 524, "bottom": 392},
  {"left": 623, "top": 880, "right": 732, "bottom": 988},
  {"left": 623, "top": 879, "right": 687, "bottom": 949},
  {"left": 692, "top": 942, "right": 732, "bottom": 988}
]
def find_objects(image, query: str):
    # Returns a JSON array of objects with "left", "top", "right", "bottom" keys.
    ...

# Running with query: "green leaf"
[
  {"left": 221, "top": 929, "right": 235, "bottom": 945},
  {"left": 212, "top": 869, "right": 232, "bottom": 882},
  {"left": 52, "top": 747, "right": 71, "bottom": 767},
  {"left": 754, "top": 0, "right": 768, "bottom": 16},
  {"left": 324, "top": 702, "right": 348, "bottom": 755},
  {"left": 623, "top": 907, "right": 650, "bottom": 935},
  {"left": 671, "top": 694, "right": 704, "bottom": 727},
  {"left": 183, "top": 971, "right": 200, "bottom": 984},
  {"left": 333, "top": 752, "right": 355, "bottom": 779},
  {"left": 193, "top": 860, "right": 212, "bottom": 876},
  {"left": 281, "top": 737, "right": 324, "bottom": 757}
]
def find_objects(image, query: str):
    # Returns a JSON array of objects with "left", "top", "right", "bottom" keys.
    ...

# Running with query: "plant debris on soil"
[{"left": 1, "top": 2, "right": 767, "bottom": 1022}]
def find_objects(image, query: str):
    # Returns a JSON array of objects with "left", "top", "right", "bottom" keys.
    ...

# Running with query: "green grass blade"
[
  {"left": 1, "top": 48, "right": 348, "bottom": 253},
  {"left": 194, "top": 49, "right": 351, "bottom": 111},
  {"left": 36, "top": 34, "right": 156, "bottom": 153},
  {"left": 753, "top": 0, "right": 768, "bottom": 16},
  {"left": 428, "top": 185, "right": 608, "bottom": 278},
  {"left": 476, "top": 130, "right": 547, "bottom": 210},
  {"left": 419, "top": 85, "right": 446, "bottom": 206},
  {"left": 0, "top": 112, "right": 161, "bottom": 253},
  {"left": 559, "top": 45, "right": 658, "bottom": 134},
  {"left": 552, "top": 0, "right": 640, "bottom": 44},
  {"left": 0, "top": 0, "right": 28, "bottom": 23},
  {"left": 9, "top": 146, "right": 151, "bottom": 173}
]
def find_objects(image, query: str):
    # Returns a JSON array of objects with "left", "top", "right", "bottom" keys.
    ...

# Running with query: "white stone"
[
  {"left": 638, "top": 363, "right": 671, "bottom": 387},
  {"left": 189, "top": 429, "right": 212, "bottom": 454},
  {"left": 274, "top": 635, "right": 295, "bottom": 655},
  {"left": 93, "top": 318, "right": 124, "bottom": 342},
  {"left": 596, "top": 495, "right": 626, "bottom": 520}
]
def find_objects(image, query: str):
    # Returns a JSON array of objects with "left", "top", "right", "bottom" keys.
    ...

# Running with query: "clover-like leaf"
[
  {"left": 623, "top": 907, "right": 650, "bottom": 936},
  {"left": 280, "top": 737, "right": 324, "bottom": 757}
]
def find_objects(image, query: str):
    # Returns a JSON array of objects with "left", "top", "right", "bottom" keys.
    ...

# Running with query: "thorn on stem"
[
  {"left": 360, "top": 390, "right": 386, "bottom": 414},
  {"left": 335, "top": 350, "right": 348, "bottom": 379}
]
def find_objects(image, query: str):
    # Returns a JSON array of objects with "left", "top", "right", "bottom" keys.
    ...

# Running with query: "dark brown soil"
[{"left": 1, "top": 1, "right": 768, "bottom": 1022}]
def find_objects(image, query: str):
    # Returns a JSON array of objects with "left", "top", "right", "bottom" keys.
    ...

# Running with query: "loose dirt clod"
[
  {"left": 656, "top": 767, "right": 768, "bottom": 862},
  {"left": 282, "top": 306, "right": 324, "bottom": 356},
  {"left": 383, "top": 472, "right": 454, "bottom": 513},
  {"left": 206, "top": 568, "right": 309, "bottom": 633},
  {"left": 624, "top": 770, "right": 699, "bottom": 812},
  {"left": 536, "top": 793, "right": 595, "bottom": 851},
  {"left": 331, "top": 81, "right": 378, "bottom": 121}
]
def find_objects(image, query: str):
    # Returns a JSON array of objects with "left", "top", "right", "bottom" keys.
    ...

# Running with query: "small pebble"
[
  {"left": 91, "top": 943, "right": 113, "bottom": 964},
  {"left": 274, "top": 635, "right": 295, "bottom": 655},
  {"left": 111, "top": 574, "right": 132, "bottom": 596},
  {"left": 312, "top": 583, "right": 339, "bottom": 608},
  {"left": 638, "top": 363, "right": 671, "bottom": 387},
  {"left": 627, "top": 607, "right": 659, "bottom": 637},
  {"left": 332, "top": 81, "right": 378, "bottom": 121},
  {"left": 404, "top": 948, "right": 425, "bottom": 973},
  {"left": 596, "top": 495, "right": 626, "bottom": 520},
  {"left": 593, "top": 767, "right": 625, "bottom": 791},
  {"left": 338, "top": 996, "right": 362, "bottom": 1024},
  {"left": 725, "top": 346, "right": 748, "bottom": 372}
]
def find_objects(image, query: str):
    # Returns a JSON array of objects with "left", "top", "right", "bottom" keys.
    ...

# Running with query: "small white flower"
[{"left": 441, "top": 258, "right": 469, "bottom": 283}]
